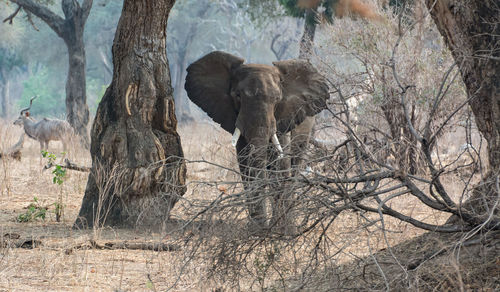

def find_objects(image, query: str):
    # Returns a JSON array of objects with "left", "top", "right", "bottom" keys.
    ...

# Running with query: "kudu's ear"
[
  {"left": 185, "top": 51, "right": 244, "bottom": 133},
  {"left": 25, "top": 112, "right": 30, "bottom": 117},
  {"left": 273, "top": 60, "right": 329, "bottom": 133}
]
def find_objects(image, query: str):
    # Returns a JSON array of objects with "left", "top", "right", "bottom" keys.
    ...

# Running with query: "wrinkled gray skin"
[
  {"left": 185, "top": 51, "right": 329, "bottom": 228},
  {"left": 14, "top": 96, "right": 73, "bottom": 153}
]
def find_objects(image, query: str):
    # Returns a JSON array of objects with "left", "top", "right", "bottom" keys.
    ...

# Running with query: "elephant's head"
[{"left": 184, "top": 51, "right": 329, "bottom": 153}]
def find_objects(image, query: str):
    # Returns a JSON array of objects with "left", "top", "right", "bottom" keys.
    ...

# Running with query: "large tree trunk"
[
  {"left": 425, "top": 0, "right": 499, "bottom": 221},
  {"left": 74, "top": 0, "right": 186, "bottom": 229}
]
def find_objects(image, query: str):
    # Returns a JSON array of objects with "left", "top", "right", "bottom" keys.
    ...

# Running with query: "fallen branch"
[
  {"left": 1, "top": 234, "right": 42, "bottom": 249},
  {"left": 63, "top": 158, "right": 91, "bottom": 172},
  {"left": 64, "top": 240, "right": 180, "bottom": 254},
  {"left": 1, "top": 235, "right": 180, "bottom": 252},
  {"left": 44, "top": 158, "right": 91, "bottom": 172}
]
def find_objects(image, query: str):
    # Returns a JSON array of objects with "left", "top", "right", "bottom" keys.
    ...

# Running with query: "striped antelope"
[{"left": 14, "top": 96, "right": 73, "bottom": 154}]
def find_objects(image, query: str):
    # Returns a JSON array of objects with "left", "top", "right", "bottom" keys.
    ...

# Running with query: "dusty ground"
[
  {"left": 0, "top": 122, "right": 238, "bottom": 291},
  {"left": 0, "top": 120, "right": 495, "bottom": 291}
]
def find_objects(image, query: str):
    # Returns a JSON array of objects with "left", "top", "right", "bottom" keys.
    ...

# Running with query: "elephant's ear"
[
  {"left": 185, "top": 51, "right": 245, "bottom": 133},
  {"left": 273, "top": 60, "right": 329, "bottom": 133}
]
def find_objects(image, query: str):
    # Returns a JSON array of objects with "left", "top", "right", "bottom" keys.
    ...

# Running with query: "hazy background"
[{"left": 0, "top": 0, "right": 303, "bottom": 123}]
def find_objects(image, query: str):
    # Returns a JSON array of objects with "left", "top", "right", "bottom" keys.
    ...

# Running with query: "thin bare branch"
[
  {"left": 3, "top": 5, "right": 21, "bottom": 24},
  {"left": 9, "top": 0, "right": 65, "bottom": 36}
]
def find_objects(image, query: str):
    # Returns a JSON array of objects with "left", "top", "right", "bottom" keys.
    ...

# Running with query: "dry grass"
[
  {"left": 0, "top": 119, "right": 496, "bottom": 291},
  {"left": 0, "top": 121, "right": 242, "bottom": 291}
]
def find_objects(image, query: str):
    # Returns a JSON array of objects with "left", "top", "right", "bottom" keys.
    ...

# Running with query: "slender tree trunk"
[
  {"left": 381, "top": 90, "right": 420, "bottom": 174},
  {"left": 425, "top": 0, "right": 500, "bottom": 221},
  {"left": 65, "top": 37, "right": 90, "bottom": 146},
  {"left": 298, "top": 8, "right": 317, "bottom": 60},
  {"left": 74, "top": 0, "right": 186, "bottom": 229},
  {"left": 1, "top": 79, "right": 10, "bottom": 118},
  {"left": 292, "top": 8, "right": 318, "bottom": 171}
]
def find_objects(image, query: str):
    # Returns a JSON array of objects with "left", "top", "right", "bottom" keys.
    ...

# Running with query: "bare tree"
[
  {"left": 269, "top": 18, "right": 302, "bottom": 61},
  {"left": 168, "top": 0, "right": 215, "bottom": 123},
  {"left": 74, "top": 0, "right": 186, "bottom": 229}
]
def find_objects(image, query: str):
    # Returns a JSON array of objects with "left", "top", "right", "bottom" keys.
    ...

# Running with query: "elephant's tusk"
[
  {"left": 231, "top": 128, "right": 241, "bottom": 147},
  {"left": 272, "top": 134, "right": 284, "bottom": 158}
]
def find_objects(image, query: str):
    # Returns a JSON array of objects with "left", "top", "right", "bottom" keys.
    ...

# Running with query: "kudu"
[{"left": 14, "top": 96, "right": 73, "bottom": 153}]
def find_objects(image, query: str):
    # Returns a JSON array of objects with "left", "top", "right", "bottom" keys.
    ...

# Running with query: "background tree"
[
  {"left": 167, "top": 0, "right": 295, "bottom": 122},
  {"left": 280, "top": 0, "right": 335, "bottom": 58},
  {"left": 0, "top": 4, "right": 25, "bottom": 118},
  {"left": 0, "top": 49, "right": 23, "bottom": 118},
  {"left": 74, "top": 0, "right": 186, "bottom": 229},
  {"left": 167, "top": 0, "right": 217, "bottom": 123},
  {"left": 4, "top": 0, "right": 93, "bottom": 145},
  {"left": 424, "top": 0, "right": 500, "bottom": 219}
]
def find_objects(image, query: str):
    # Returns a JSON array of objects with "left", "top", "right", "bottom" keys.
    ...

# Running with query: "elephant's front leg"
[
  {"left": 236, "top": 138, "right": 269, "bottom": 229},
  {"left": 290, "top": 116, "right": 315, "bottom": 173}
]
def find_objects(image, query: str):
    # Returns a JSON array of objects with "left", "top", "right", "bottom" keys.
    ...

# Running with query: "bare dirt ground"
[{"left": 0, "top": 120, "right": 497, "bottom": 291}]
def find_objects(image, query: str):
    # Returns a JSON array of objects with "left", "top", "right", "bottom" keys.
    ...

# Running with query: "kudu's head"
[{"left": 14, "top": 96, "right": 37, "bottom": 126}]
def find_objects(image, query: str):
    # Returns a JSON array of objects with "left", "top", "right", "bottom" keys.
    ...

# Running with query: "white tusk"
[
  {"left": 231, "top": 128, "right": 241, "bottom": 147},
  {"left": 272, "top": 134, "right": 284, "bottom": 158}
]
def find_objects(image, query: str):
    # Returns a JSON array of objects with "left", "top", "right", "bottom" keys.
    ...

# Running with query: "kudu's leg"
[
  {"left": 39, "top": 141, "right": 46, "bottom": 164},
  {"left": 61, "top": 138, "right": 69, "bottom": 161}
]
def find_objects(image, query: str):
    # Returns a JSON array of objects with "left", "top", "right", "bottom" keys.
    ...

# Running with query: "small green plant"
[
  {"left": 41, "top": 150, "right": 66, "bottom": 221},
  {"left": 41, "top": 150, "right": 67, "bottom": 185},
  {"left": 17, "top": 197, "right": 48, "bottom": 222}
]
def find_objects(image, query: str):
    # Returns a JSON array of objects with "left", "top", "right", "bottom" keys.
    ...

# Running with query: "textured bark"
[
  {"left": 9, "top": 0, "right": 92, "bottom": 145},
  {"left": 425, "top": 0, "right": 500, "bottom": 222},
  {"left": 425, "top": 0, "right": 499, "bottom": 170},
  {"left": 74, "top": 0, "right": 186, "bottom": 229}
]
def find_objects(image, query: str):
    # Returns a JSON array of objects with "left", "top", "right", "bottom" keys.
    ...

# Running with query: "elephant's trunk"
[{"left": 232, "top": 127, "right": 283, "bottom": 157}]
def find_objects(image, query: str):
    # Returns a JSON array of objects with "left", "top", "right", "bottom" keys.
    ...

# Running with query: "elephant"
[{"left": 185, "top": 51, "right": 329, "bottom": 229}]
